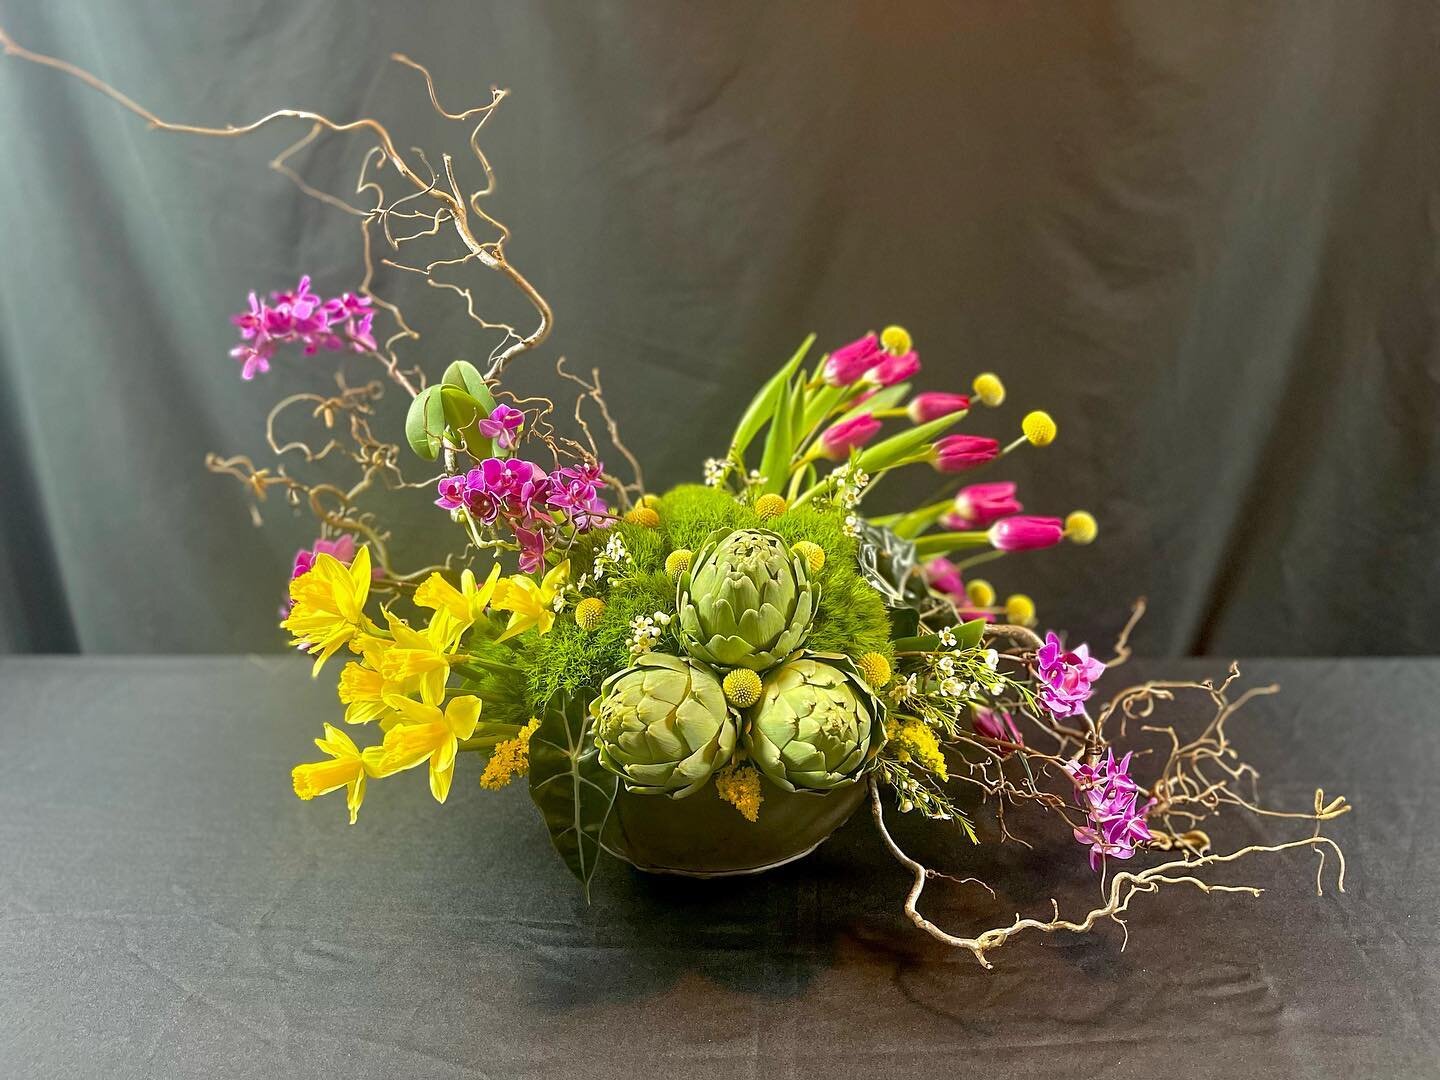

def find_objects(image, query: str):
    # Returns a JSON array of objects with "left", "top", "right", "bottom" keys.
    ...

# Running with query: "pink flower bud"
[
  {"left": 822, "top": 334, "right": 885, "bottom": 386},
  {"left": 819, "top": 413, "right": 882, "bottom": 460},
  {"left": 907, "top": 391, "right": 970, "bottom": 424},
  {"left": 987, "top": 514, "right": 1064, "bottom": 552},
  {"left": 922, "top": 556, "right": 966, "bottom": 598},
  {"left": 950, "top": 482, "right": 1021, "bottom": 528},
  {"left": 931, "top": 435, "right": 999, "bottom": 472},
  {"left": 972, "top": 706, "right": 1023, "bottom": 750},
  {"left": 867, "top": 349, "right": 921, "bottom": 387}
]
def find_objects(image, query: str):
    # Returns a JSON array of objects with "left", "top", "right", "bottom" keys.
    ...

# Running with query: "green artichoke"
[
  {"left": 590, "top": 652, "right": 737, "bottom": 797},
  {"left": 677, "top": 529, "right": 819, "bottom": 671},
  {"left": 744, "top": 654, "right": 886, "bottom": 792}
]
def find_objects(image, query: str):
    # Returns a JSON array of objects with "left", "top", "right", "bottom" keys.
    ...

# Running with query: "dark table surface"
[{"left": 0, "top": 655, "right": 1435, "bottom": 1079}]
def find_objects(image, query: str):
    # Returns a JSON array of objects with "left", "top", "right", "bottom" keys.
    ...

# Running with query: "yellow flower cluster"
[
  {"left": 715, "top": 763, "right": 764, "bottom": 823},
  {"left": 287, "top": 547, "right": 570, "bottom": 823},
  {"left": 889, "top": 719, "right": 948, "bottom": 782},
  {"left": 480, "top": 718, "right": 541, "bottom": 790}
]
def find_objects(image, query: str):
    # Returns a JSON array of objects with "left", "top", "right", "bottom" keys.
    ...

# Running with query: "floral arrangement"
[{"left": 2, "top": 31, "right": 1350, "bottom": 968}]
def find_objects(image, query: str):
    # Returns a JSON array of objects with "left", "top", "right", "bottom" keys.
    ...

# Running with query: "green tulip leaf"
[
  {"left": 729, "top": 334, "right": 814, "bottom": 463},
  {"left": 527, "top": 688, "right": 617, "bottom": 901}
]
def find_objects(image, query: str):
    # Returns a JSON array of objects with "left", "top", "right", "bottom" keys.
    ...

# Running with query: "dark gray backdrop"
[{"left": 1, "top": 0, "right": 1437, "bottom": 656}]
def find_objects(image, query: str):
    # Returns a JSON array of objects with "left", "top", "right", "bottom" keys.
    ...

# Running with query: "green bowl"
[{"left": 601, "top": 775, "right": 868, "bottom": 877}]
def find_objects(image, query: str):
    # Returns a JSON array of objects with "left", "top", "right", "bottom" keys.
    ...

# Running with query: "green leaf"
[
  {"left": 404, "top": 385, "right": 447, "bottom": 460},
  {"left": 527, "top": 688, "right": 617, "bottom": 901},
  {"left": 831, "top": 382, "right": 909, "bottom": 428},
  {"left": 758, "top": 373, "right": 797, "bottom": 494},
  {"left": 955, "top": 618, "right": 987, "bottom": 650},
  {"left": 887, "top": 605, "right": 920, "bottom": 640},
  {"left": 441, "top": 360, "right": 499, "bottom": 411},
  {"left": 912, "top": 530, "right": 990, "bottom": 558},
  {"left": 890, "top": 499, "right": 952, "bottom": 540},
  {"left": 853, "top": 409, "right": 969, "bottom": 474},
  {"left": 729, "top": 334, "right": 814, "bottom": 462},
  {"left": 440, "top": 385, "right": 494, "bottom": 460}
]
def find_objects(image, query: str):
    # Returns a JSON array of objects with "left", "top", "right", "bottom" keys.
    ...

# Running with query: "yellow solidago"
[
  {"left": 378, "top": 608, "right": 464, "bottom": 707},
  {"left": 480, "top": 718, "right": 541, "bottom": 790},
  {"left": 367, "top": 693, "right": 483, "bottom": 804},
  {"left": 292, "top": 723, "right": 371, "bottom": 824},
  {"left": 715, "top": 763, "right": 763, "bottom": 823},
  {"left": 890, "top": 718, "right": 948, "bottom": 782},
  {"left": 414, "top": 564, "right": 502, "bottom": 633},
  {"left": 282, "top": 545, "right": 377, "bottom": 674},
  {"left": 492, "top": 560, "right": 570, "bottom": 642}
]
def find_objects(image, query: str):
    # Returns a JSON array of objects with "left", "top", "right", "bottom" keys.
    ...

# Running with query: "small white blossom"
[
  {"left": 842, "top": 513, "right": 861, "bottom": 537},
  {"left": 703, "top": 457, "right": 730, "bottom": 487},
  {"left": 940, "top": 677, "right": 964, "bottom": 698},
  {"left": 937, "top": 626, "right": 958, "bottom": 648},
  {"left": 982, "top": 648, "right": 999, "bottom": 670}
]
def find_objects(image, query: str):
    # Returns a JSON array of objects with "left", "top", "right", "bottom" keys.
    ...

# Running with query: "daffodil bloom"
[
  {"left": 281, "top": 545, "right": 377, "bottom": 674},
  {"left": 378, "top": 608, "right": 465, "bottom": 706},
  {"left": 368, "top": 693, "right": 483, "bottom": 803},
  {"left": 414, "top": 564, "right": 502, "bottom": 633},
  {"left": 337, "top": 660, "right": 391, "bottom": 725},
  {"left": 291, "top": 723, "right": 371, "bottom": 824},
  {"left": 492, "top": 560, "right": 569, "bottom": 642}
]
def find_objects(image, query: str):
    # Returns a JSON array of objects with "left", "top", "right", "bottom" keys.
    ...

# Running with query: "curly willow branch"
[
  {"left": 0, "top": 26, "right": 552, "bottom": 380},
  {"left": 869, "top": 778, "right": 1347, "bottom": 969}
]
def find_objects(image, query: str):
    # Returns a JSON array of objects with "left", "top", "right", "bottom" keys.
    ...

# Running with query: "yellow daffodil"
[
  {"left": 282, "top": 546, "right": 377, "bottom": 675},
  {"left": 377, "top": 608, "right": 465, "bottom": 707},
  {"left": 337, "top": 660, "right": 392, "bottom": 725},
  {"left": 291, "top": 723, "right": 372, "bottom": 824},
  {"left": 414, "top": 564, "right": 502, "bottom": 634},
  {"left": 367, "top": 693, "right": 483, "bottom": 803},
  {"left": 492, "top": 560, "right": 570, "bottom": 642}
]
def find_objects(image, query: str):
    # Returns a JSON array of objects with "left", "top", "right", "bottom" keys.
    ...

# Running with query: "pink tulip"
[
  {"left": 819, "top": 414, "right": 882, "bottom": 460},
  {"left": 950, "top": 482, "right": 1021, "bottom": 528},
  {"left": 921, "top": 556, "right": 966, "bottom": 599},
  {"left": 987, "top": 515, "right": 1064, "bottom": 552},
  {"left": 868, "top": 349, "right": 920, "bottom": 387},
  {"left": 931, "top": 435, "right": 999, "bottom": 472},
  {"left": 822, "top": 334, "right": 885, "bottom": 386},
  {"left": 907, "top": 392, "right": 970, "bottom": 424},
  {"left": 972, "top": 706, "right": 1023, "bottom": 750}
]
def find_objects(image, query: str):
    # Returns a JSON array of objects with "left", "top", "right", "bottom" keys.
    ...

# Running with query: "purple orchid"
[
  {"left": 229, "top": 275, "right": 375, "bottom": 380},
  {"left": 1035, "top": 632, "right": 1105, "bottom": 718},
  {"left": 478, "top": 404, "right": 526, "bottom": 450},
  {"left": 1064, "top": 750, "right": 1155, "bottom": 871}
]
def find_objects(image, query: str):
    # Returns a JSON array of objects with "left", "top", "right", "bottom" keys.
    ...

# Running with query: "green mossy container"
[{"left": 601, "top": 775, "right": 868, "bottom": 877}]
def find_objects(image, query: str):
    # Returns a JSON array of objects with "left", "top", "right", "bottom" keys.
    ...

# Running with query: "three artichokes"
[{"left": 590, "top": 527, "right": 888, "bottom": 800}]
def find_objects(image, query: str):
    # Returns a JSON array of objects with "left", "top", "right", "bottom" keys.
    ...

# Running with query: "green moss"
[
  {"left": 524, "top": 570, "right": 674, "bottom": 708},
  {"left": 516, "top": 484, "right": 894, "bottom": 708}
]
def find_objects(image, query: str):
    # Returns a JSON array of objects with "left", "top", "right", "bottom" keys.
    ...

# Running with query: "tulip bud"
[
  {"left": 867, "top": 350, "right": 920, "bottom": 387},
  {"left": 819, "top": 414, "right": 882, "bottom": 460},
  {"left": 931, "top": 434, "right": 1000, "bottom": 473},
  {"left": 987, "top": 515, "right": 1064, "bottom": 552},
  {"left": 907, "top": 392, "right": 971, "bottom": 424},
  {"left": 951, "top": 481, "right": 1021, "bottom": 528},
  {"left": 822, "top": 334, "right": 884, "bottom": 386},
  {"left": 972, "top": 706, "right": 1023, "bottom": 751}
]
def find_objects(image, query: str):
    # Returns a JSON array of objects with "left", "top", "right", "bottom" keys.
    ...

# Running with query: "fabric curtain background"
[{"left": 0, "top": 0, "right": 1436, "bottom": 656}]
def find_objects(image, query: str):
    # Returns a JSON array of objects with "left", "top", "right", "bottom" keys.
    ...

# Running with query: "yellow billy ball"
[
  {"left": 972, "top": 372, "right": 1006, "bottom": 407},
  {"left": 1021, "top": 410, "right": 1057, "bottom": 447},
  {"left": 1004, "top": 594, "right": 1037, "bottom": 627},
  {"left": 638, "top": 494, "right": 663, "bottom": 511},
  {"left": 623, "top": 506, "right": 660, "bottom": 528},
  {"left": 965, "top": 579, "right": 996, "bottom": 608},
  {"left": 790, "top": 540, "right": 826, "bottom": 574},
  {"left": 856, "top": 651, "right": 893, "bottom": 689},
  {"left": 722, "top": 668, "right": 764, "bottom": 709},
  {"left": 880, "top": 325, "right": 913, "bottom": 356},
  {"left": 664, "top": 549, "right": 693, "bottom": 578},
  {"left": 575, "top": 597, "right": 606, "bottom": 631},
  {"left": 1064, "top": 510, "right": 1098, "bottom": 545},
  {"left": 754, "top": 493, "right": 788, "bottom": 521}
]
